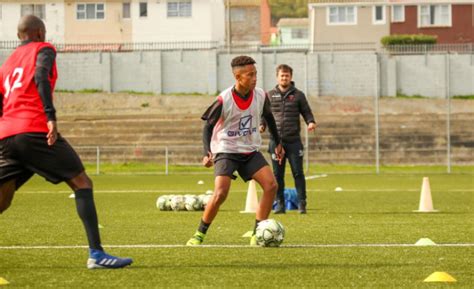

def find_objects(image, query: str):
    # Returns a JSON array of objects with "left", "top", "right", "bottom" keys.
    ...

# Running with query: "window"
[
  {"left": 419, "top": 5, "right": 451, "bottom": 27},
  {"left": 122, "top": 2, "right": 131, "bottom": 19},
  {"left": 77, "top": 3, "right": 105, "bottom": 20},
  {"left": 391, "top": 5, "right": 404, "bottom": 22},
  {"left": 21, "top": 4, "right": 46, "bottom": 20},
  {"left": 231, "top": 8, "right": 245, "bottom": 22},
  {"left": 139, "top": 2, "right": 147, "bottom": 17},
  {"left": 167, "top": 0, "right": 192, "bottom": 18},
  {"left": 327, "top": 6, "right": 356, "bottom": 25},
  {"left": 373, "top": 6, "right": 385, "bottom": 24},
  {"left": 291, "top": 28, "right": 308, "bottom": 39}
]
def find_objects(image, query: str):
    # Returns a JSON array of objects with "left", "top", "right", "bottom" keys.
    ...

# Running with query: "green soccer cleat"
[
  {"left": 250, "top": 234, "right": 258, "bottom": 246},
  {"left": 186, "top": 231, "right": 205, "bottom": 246}
]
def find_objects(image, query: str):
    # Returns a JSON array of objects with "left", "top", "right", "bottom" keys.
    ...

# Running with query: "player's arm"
[
  {"left": 201, "top": 98, "right": 222, "bottom": 167},
  {"left": 262, "top": 97, "right": 284, "bottom": 163},
  {"left": 35, "top": 47, "right": 58, "bottom": 145},
  {"left": 259, "top": 92, "right": 269, "bottom": 133},
  {"left": 299, "top": 92, "right": 317, "bottom": 131}
]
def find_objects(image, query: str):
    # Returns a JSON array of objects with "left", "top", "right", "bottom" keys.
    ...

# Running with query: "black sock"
[
  {"left": 198, "top": 219, "right": 211, "bottom": 234},
  {"left": 253, "top": 219, "right": 262, "bottom": 235},
  {"left": 74, "top": 189, "right": 103, "bottom": 251}
]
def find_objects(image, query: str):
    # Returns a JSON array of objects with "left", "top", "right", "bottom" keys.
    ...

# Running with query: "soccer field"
[{"left": 0, "top": 170, "right": 472, "bottom": 288}]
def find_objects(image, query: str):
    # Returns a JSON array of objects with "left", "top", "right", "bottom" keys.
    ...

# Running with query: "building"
[
  {"left": 308, "top": 0, "right": 390, "bottom": 47},
  {"left": 277, "top": 18, "right": 309, "bottom": 45},
  {"left": 389, "top": 0, "right": 474, "bottom": 43},
  {"left": 225, "top": 0, "right": 271, "bottom": 45},
  {"left": 0, "top": 0, "right": 65, "bottom": 43},
  {"left": 0, "top": 0, "right": 226, "bottom": 44},
  {"left": 308, "top": 0, "right": 474, "bottom": 46}
]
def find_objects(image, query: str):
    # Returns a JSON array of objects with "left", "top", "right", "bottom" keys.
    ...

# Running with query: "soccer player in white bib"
[{"left": 186, "top": 56, "right": 284, "bottom": 246}]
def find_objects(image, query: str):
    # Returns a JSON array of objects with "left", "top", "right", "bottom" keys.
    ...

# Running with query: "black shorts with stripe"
[
  {"left": 0, "top": 133, "right": 85, "bottom": 189},
  {"left": 213, "top": 151, "right": 268, "bottom": 182}
]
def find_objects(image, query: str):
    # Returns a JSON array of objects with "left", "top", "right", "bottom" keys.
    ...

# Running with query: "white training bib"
[{"left": 211, "top": 87, "right": 266, "bottom": 154}]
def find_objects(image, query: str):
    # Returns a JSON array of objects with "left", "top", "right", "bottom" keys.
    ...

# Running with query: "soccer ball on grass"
[{"left": 255, "top": 219, "right": 285, "bottom": 247}]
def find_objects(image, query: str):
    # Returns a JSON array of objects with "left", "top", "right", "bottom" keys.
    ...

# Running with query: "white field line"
[
  {"left": 0, "top": 243, "right": 472, "bottom": 250},
  {"left": 21, "top": 189, "right": 474, "bottom": 194}
]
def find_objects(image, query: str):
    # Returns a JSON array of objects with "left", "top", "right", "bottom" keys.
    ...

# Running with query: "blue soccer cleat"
[{"left": 87, "top": 249, "right": 133, "bottom": 269}]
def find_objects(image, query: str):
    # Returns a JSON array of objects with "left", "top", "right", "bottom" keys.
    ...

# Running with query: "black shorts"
[
  {"left": 213, "top": 151, "right": 268, "bottom": 182},
  {"left": 0, "top": 133, "right": 85, "bottom": 189}
]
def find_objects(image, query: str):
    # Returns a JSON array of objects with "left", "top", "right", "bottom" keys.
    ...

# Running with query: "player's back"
[{"left": 0, "top": 42, "right": 57, "bottom": 139}]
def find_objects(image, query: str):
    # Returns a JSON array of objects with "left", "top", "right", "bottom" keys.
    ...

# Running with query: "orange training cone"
[{"left": 240, "top": 180, "right": 258, "bottom": 213}]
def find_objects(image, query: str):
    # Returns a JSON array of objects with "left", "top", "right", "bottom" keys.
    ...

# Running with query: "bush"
[{"left": 381, "top": 34, "right": 437, "bottom": 46}]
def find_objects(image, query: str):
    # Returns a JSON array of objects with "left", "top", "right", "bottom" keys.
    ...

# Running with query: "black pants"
[{"left": 269, "top": 139, "right": 306, "bottom": 204}]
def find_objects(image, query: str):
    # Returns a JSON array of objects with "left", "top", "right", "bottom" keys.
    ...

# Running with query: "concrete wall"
[{"left": 1, "top": 48, "right": 472, "bottom": 98}]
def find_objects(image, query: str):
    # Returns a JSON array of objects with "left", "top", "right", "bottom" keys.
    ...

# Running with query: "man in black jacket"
[{"left": 260, "top": 64, "right": 316, "bottom": 214}]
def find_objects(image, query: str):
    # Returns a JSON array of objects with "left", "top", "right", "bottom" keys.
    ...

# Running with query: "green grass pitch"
[{"left": 0, "top": 169, "right": 472, "bottom": 288}]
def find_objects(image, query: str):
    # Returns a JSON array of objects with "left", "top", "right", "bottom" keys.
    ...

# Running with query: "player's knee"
[
  {"left": 212, "top": 190, "right": 228, "bottom": 205},
  {"left": 267, "top": 180, "right": 278, "bottom": 194},
  {"left": 69, "top": 173, "right": 93, "bottom": 191}
]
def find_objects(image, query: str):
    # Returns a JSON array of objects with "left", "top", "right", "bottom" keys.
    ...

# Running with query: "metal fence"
[
  {"left": 71, "top": 96, "right": 473, "bottom": 176},
  {"left": 1, "top": 40, "right": 472, "bottom": 54}
]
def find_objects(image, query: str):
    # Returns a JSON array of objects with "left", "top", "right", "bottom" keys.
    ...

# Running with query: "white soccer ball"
[
  {"left": 255, "top": 219, "right": 285, "bottom": 247},
  {"left": 184, "top": 195, "right": 198, "bottom": 211},
  {"left": 170, "top": 195, "right": 186, "bottom": 211},
  {"left": 156, "top": 195, "right": 169, "bottom": 211}
]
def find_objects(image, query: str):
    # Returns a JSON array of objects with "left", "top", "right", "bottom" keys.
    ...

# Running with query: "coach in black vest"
[{"left": 260, "top": 64, "right": 316, "bottom": 214}]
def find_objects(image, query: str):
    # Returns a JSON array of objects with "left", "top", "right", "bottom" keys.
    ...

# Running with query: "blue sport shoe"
[{"left": 87, "top": 249, "right": 133, "bottom": 269}]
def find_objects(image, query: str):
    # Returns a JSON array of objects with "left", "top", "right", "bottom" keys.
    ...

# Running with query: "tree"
[{"left": 269, "top": 0, "right": 308, "bottom": 24}]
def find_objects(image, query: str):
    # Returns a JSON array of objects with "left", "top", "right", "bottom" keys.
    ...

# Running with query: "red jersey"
[{"left": 0, "top": 42, "right": 57, "bottom": 139}]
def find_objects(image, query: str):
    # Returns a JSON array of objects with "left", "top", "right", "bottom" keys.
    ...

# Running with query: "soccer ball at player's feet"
[{"left": 255, "top": 219, "right": 285, "bottom": 247}]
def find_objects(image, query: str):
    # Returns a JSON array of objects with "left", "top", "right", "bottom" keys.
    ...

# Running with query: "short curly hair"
[{"left": 231, "top": 55, "right": 256, "bottom": 68}]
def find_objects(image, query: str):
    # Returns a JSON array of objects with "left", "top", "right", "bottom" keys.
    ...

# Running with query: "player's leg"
[
  {"left": 0, "top": 180, "right": 16, "bottom": 214},
  {"left": 187, "top": 176, "right": 231, "bottom": 246},
  {"left": 249, "top": 165, "right": 278, "bottom": 246},
  {"left": 14, "top": 133, "right": 132, "bottom": 269},
  {"left": 202, "top": 176, "right": 232, "bottom": 223},
  {"left": 270, "top": 140, "right": 286, "bottom": 214},
  {"left": 287, "top": 141, "right": 307, "bottom": 214},
  {"left": 252, "top": 165, "right": 278, "bottom": 221},
  {"left": 187, "top": 157, "right": 237, "bottom": 246},
  {"left": 239, "top": 152, "right": 277, "bottom": 245},
  {"left": 0, "top": 136, "right": 34, "bottom": 214}
]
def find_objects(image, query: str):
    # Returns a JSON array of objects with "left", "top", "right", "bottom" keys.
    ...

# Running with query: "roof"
[{"left": 277, "top": 18, "right": 309, "bottom": 28}]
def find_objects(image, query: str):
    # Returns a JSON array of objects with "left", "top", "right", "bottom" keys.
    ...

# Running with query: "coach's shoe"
[
  {"left": 250, "top": 234, "right": 258, "bottom": 246},
  {"left": 87, "top": 249, "right": 133, "bottom": 269},
  {"left": 298, "top": 201, "right": 307, "bottom": 214},
  {"left": 273, "top": 200, "right": 286, "bottom": 214},
  {"left": 186, "top": 231, "right": 205, "bottom": 246}
]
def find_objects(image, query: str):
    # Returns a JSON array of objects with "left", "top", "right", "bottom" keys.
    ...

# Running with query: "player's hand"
[
  {"left": 202, "top": 152, "right": 213, "bottom": 168},
  {"left": 47, "top": 120, "right": 58, "bottom": 146},
  {"left": 274, "top": 144, "right": 285, "bottom": 165},
  {"left": 259, "top": 125, "right": 266, "bottom": 133},
  {"left": 308, "top": 122, "right": 317, "bottom": 132}
]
